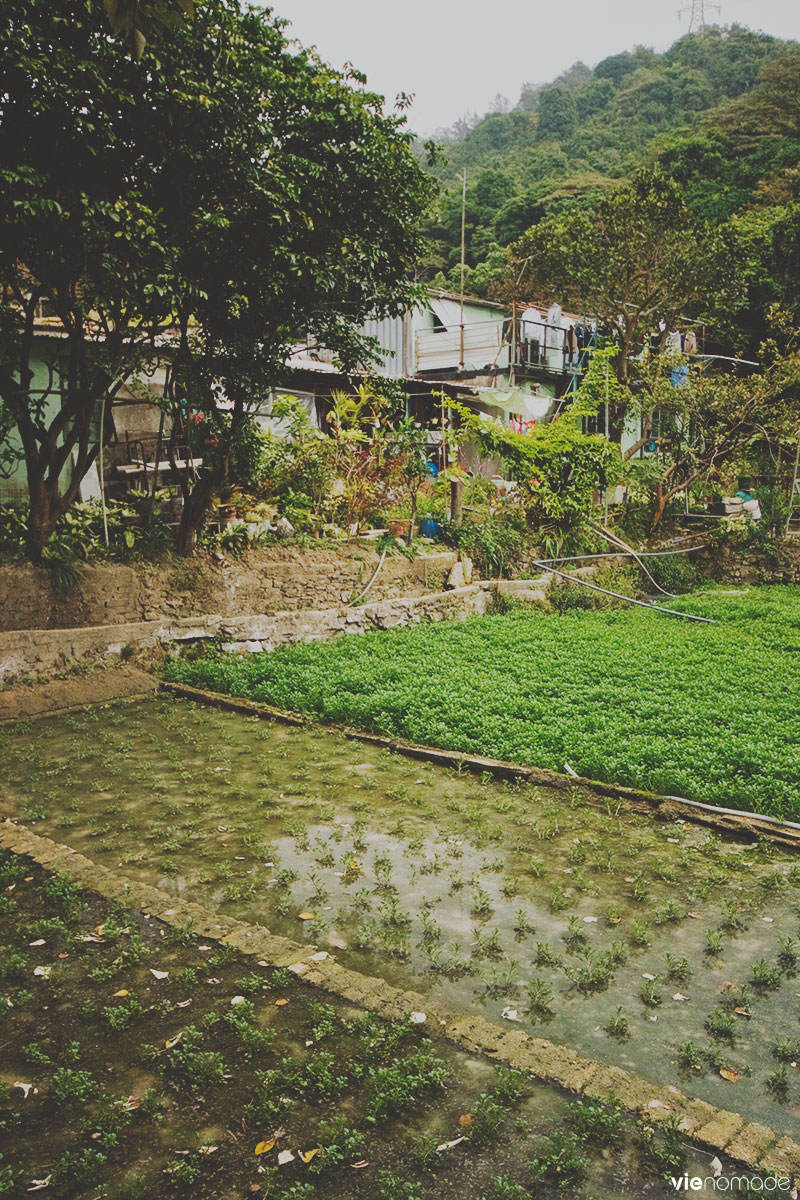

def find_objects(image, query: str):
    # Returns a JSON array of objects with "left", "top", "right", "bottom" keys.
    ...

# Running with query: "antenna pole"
[{"left": 459, "top": 168, "right": 466, "bottom": 371}]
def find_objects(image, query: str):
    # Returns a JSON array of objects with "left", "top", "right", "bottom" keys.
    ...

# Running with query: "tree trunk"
[
  {"left": 26, "top": 483, "right": 55, "bottom": 563},
  {"left": 174, "top": 465, "right": 225, "bottom": 556}
]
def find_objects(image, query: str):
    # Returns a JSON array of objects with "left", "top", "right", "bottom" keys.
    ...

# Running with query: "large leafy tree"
[
  {"left": 0, "top": 0, "right": 435, "bottom": 559},
  {"left": 512, "top": 167, "right": 727, "bottom": 443}
]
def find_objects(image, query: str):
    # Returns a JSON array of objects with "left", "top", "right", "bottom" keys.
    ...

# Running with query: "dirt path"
[{"left": 0, "top": 665, "right": 157, "bottom": 721}]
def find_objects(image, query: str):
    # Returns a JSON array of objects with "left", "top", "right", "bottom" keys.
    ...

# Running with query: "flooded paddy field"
[
  {"left": 2, "top": 694, "right": 800, "bottom": 1146},
  {"left": 0, "top": 851, "right": 722, "bottom": 1198}
]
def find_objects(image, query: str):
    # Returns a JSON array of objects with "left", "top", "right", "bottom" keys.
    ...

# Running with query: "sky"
[{"left": 269, "top": 0, "right": 800, "bottom": 135}]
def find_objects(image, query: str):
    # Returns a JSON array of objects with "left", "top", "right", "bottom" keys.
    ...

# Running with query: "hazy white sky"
[{"left": 269, "top": 0, "right": 800, "bottom": 135}]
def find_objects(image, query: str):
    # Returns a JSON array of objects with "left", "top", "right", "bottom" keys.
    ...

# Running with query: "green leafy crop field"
[{"left": 164, "top": 586, "right": 800, "bottom": 819}]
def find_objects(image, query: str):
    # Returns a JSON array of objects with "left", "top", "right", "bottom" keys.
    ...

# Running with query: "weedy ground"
[
  {"left": 2, "top": 696, "right": 800, "bottom": 1139},
  {"left": 163, "top": 584, "right": 800, "bottom": 818},
  {"left": 0, "top": 852, "right": 722, "bottom": 1199}
]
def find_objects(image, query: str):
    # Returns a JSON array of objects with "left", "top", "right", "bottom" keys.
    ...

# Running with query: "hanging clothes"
[
  {"left": 520, "top": 306, "right": 542, "bottom": 364},
  {"left": 545, "top": 302, "right": 564, "bottom": 370},
  {"left": 684, "top": 330, "right": 698, "bottom": 355},
  {"left": 667, "top": 330, "right": 682, "bottom": 351},
  {"left": 565, "top": 325, "right": 578, "bottom": 364}
]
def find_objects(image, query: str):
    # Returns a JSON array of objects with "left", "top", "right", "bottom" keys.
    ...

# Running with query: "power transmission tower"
[{"left": 677, "top": 0, "right": 721, "bottom": 32}]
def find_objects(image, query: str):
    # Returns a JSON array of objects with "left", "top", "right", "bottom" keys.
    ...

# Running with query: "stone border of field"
[
  {"left": 162, "top": 681, "right": 800, "bottom": 852},
  {"left": 0, "top": 817, "right": 796, "bottom": 1182}
]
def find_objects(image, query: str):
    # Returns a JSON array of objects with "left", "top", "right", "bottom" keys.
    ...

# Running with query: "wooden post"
[{"left": 450, "top": 478, "right": 463, "bottom": 528}]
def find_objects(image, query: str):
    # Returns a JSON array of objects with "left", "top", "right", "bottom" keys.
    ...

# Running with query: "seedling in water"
[
  {"left": 604, "top": 1007, "right": 630, "bottom": 1040},
  {"left": 526, "top": 978, "right": 556, "bottom": 1018},
  {"left": 628, "top": 919, "right": 650, "bottom": 947},
  {"left": 563, "top": 916, "right": 588, "bottom": 948},
  {"left": 534, "top": 942, "right": 561, "bottom": 968},
  {"left": 704, "top": 930, "right": 724, "bottom": 957},
  {"left": 765, "top": 1065, "right": 790, "bottom": 1102},
  {"left": 471, "top": 887, "right": 494, "bottom": 919},
  {"left": 677, "top": 1040, "right": 704, "bottom": 1072},
  {"left": 750, "top": 957, "right": 782, "bottom": 992},
  {"left": 640, "top": 978, "right": 662, "bottom": 1007},
  {"left": 665, "top": 953, "right": 692, "bottom": 984},
  {"left": 704, "top": 1008, "right": 736, "bottom": 1043}
]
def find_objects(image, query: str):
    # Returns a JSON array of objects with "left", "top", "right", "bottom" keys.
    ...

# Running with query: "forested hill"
[{"left": 424, "top": 25, "right": 800, "bottom": 297}]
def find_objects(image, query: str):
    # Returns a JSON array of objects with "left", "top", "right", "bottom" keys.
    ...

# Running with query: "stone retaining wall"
[
  {"left": 2, "top": 818, "right": 797, "bottom": 1183},
  {"left": 0, "top": 547, "right": 458, "bottom": 632},
  {"left": 1, "top": 579, "right": 547, "bottom": 683}
]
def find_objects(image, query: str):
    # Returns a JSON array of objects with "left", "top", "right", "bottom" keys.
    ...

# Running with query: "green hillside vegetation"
[{"left": 425, "top": 24, "right": 800, "bottom": 350}]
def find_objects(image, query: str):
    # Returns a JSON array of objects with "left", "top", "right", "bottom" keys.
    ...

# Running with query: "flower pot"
[
  {"left": 418, "top": 517, "right": 440, "bottom": 538},
  {"left": 387, "top": 519, "right": 411, "bottom": 538}
]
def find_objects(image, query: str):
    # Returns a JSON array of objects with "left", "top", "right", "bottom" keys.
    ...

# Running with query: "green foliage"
[
  {"left": 1, "top": 0, "right": 434, "bottom": 559},
  {"left": 426, "top": 22, "right": 799, "bottom": 328},
  {"left": 165, "top": 584, "right": 800, "bottom": 818},
  {"left": 49, "top": 1067, "right": 97, "bottom": 1105},
  {"left": 452, "top": 402, "right": 620, "bottom": 521}
]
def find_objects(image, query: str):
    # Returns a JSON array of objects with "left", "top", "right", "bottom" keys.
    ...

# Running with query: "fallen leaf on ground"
[
  {"left": 711, "top": 1157, "right": 723, "bottom": 1178},
  {"left": 230, "top": 995, "right": 246, "bottom": 1006},
  {"left": 165, "top": 1033, "right": 183, "bottom": 1050},
  {"left": 113, "top": 989, "right": 129, "bottom": 998},
  {"left": 501, "top": 1006, "right": 519, "bottom": 1021},
  {"left": 672, "top": 993, "right": 689, "bottom": 1002},
  {"left": 254, "top": 1139, "right": 275, "bottom": 1155},
  {"left": 327, "top": 936, "right": 347, "bottom": 950},
  {"left": 733, "top": 1006, "right": 751, "bottom": 1017},
  {"left": 28, "top": 939, "right": 45, "bottom": 947},
  {"left": 298, "top": 912, "right": 315, "bottom": 921},
  {"left": 275, "top": 998, "right": 289, "bottom": 1007},
  {"left": 14, "top": 1082, "right": 36, "bottom": 1098},
  {"left": 436, "top": 1138, "right": 465, "bottom": 1152},
  {"left": 583, "top": 916, "right": 598, "bottom": 924},
  {"left": 642, "top": 973, "right": 656, "bottom": 981},
  {"left": 458, "top": 1113, "right": 475, "bottom": 1128},
  {"left": 150, "top": 969, "right": 169, "bottom": 980},
  {"left": 409, "top": 1011, "right": 426, "bottom": 1024},
  {"left": 720, "top": 1068, "right": 741, "bottom": 1083},
  {"left": 118, "top": 1097, "right": 141, "bottom": 1111},
  {"left": 688, "top": 912, "right": 702, "bottom": 919},
  {"left": 350, "top": 1160, "right": 369, "bottom": 1169},
  {"left": 33, "top": 966, "right": 51, "bottom": 979},
  {"left": 277, "top": 1150, "right": 295, "bottom": 1166},
  {"left": 206, "top": 978, "right": 221, "bottom": 985},
  {"left": 26, "top": 1176, "right": 51, "bottom": 1191},
  {"left": 174, "top": 999, "right": 192, "bottom": 1009},
  {"left": 300, "top": 1149, "right": 320, "bottom": 1163},
  {"left": 198, "top": 1145, "right": 217, "bottom": 1155}
]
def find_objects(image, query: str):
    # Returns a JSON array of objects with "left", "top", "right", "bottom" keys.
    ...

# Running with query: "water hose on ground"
[{"left": 530, "top": 560, "right": 716, "bottom": 623}]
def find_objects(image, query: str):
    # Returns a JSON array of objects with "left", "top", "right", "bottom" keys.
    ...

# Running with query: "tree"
[
  {"left": 536, "top": 85, "right": 577, "bottom": 142},
  {"left": 0, "top": 0, "right": 435, "bottom": 560},
  {"left": 624, "top": 356, "right": 772, "bottom": 530},
  {"left": 512, "top": 167, "right": 727, "bottom": 443}
]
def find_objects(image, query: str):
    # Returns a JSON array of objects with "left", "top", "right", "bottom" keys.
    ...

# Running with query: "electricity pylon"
[{"left": 677, "top": 0, "right": 721, "bottom": 31}]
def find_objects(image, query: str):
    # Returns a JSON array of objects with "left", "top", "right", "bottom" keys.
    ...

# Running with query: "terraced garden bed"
[
  {"left": 2, "top": 694, "right": 800, "bottom": 1154},
  {"left": 162, "top": 585, "right": 800, "bottom": 819},
  {"left": 0, "top": 850, "right": 729, "bottom": 1199}
]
